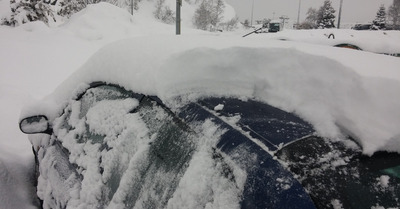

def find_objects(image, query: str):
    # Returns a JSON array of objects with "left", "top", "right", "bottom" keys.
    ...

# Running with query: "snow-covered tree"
[
  {"left": 154, "top": 0, "right": 175, "bottom": 24},
  {"left": 373, "top": 5, "right": 386, "bottom": 30},
  {"left": 193, "top": 0, "right": 211, "bottom": 30},
  {"left": 58, "top": 0, "right": 86, "bottom": 18},
  {"left": 132, "top": 0, "right": 141, "bottom": 11},
  {"left": 388, "top": 0, "right": 400, "bottom": 29},
  {"left": 219, "top": 16, "right": 238, "bottom": 31},
  {"left": 210, "top": 0, "right": 224, "bottom": 28},
  {"left": 193, "top": 0, "right": 226, "bottom": 31},
  {"left": 300, "top": 7, "right": 318, "bottom": 29},
  {"left": 316, "top": 0, "right": 336, "bottom": 29},
  {"left": 1, "top": 0, "right": 55, "bottom": 26}
]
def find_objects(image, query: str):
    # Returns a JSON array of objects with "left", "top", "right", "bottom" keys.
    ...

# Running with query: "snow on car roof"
[{"left": 21, "top": 34, "right": 400, "bottom": 155}]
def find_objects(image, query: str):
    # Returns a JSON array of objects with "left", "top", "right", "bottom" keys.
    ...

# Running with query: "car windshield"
[
  {"left": 51, "top": 84, "right": 245, "bottom": 208},
  {"left": 276, "top": 136, "right": 400, "bottom": 209}
]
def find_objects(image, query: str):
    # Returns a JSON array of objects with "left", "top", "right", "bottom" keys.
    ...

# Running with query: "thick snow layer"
[{"left": 28, "top": 35, "right": 400, "bottom": 156}]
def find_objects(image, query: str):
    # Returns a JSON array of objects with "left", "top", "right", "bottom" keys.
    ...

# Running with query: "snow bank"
[
  {"left": 61, "top": 3, "right": 137, "bottom": 41},
  {"left": 21, "top": 35, "right": 400, "bottom": 156},
  {"left": 60, "top": 2, "right": 203, "bottom": 41},
  {"left": 0, "top": 150, "right": 37, "bottom": 209}
]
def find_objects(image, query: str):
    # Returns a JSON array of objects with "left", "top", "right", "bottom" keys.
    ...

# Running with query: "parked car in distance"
[
  {"left": 352, "top": 24, "right": 373, "bottom": 30},
  {"left": 268, "top": 20, "right": 282, "bottom": 33}
]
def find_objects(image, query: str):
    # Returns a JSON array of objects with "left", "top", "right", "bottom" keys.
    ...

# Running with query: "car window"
[
  {"left": 54, "top": 85, "right": 197, "bottom": 207},
  {"left": 51, "top": 85, "right": 242, "bottom": 209},
  {"left": 119, "top": 96, "right": 196, "bottom": 208},
  {"left": 276, "top": 136, "right": 400, "bottom": 209},
  {"left": 78, "top": 85, "right": 139, "bottom": 118}
]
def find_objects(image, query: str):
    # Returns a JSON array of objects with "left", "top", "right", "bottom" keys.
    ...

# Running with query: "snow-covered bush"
[
  {"left": 193, "top": 0, "right": 225, "bottom": 31},
  {"left": 1, "top": 0, "right": 55, "bottom": 26},
  {"left": 153, "top": 0, "right": 175, "bottom": 24}
]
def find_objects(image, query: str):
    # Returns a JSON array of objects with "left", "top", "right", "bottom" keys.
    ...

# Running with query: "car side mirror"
[{"left": 19, "top": 115, "right": 52, "bottom": 134}]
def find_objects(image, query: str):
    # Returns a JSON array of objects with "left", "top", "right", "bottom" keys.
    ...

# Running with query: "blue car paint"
[
  {"left": 178, "top": 100, "right": 317, "bottom": 209},
  {"left": 199, "top": 98, "right": 315, "bottom": 151}
]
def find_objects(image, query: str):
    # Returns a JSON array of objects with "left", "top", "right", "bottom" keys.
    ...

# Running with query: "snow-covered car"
[
  {"left": 352, "top": 24, "right": 373, "bottom": 30},
  {"left": 19, "top": 35, "right": 400, "bottom": 209},
  {"left": 260, "top": 29, "right": 400, "bottom": 57}
]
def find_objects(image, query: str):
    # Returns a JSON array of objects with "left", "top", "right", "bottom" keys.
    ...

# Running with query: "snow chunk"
[
  {"left": 331, "top": 199, "right": 343, "bottom": 209},
  {"left": 378, "top": 175, "right": 390, "bottom": 188},
  {"left": 86, "top": 98, "right": 139, "bottom": 137},
  {"left": 214, "top": 104, "right": 224, "bottom": 111}
]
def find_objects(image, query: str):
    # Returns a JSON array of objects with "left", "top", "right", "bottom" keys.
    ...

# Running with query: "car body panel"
[{"left": 178, "top": 100, "right": 317, "bottom": 209}]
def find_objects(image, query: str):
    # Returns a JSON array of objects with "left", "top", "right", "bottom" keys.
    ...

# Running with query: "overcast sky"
[{"left": 224, "top": 0, "right": 393, "bottom": 25}]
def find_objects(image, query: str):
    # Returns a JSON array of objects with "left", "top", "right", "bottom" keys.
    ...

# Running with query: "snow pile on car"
[{"left": 20, "top": 35, "right": 400, "bottom": 156}]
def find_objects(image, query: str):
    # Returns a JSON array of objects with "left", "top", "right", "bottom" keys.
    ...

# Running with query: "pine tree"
[
  {"left": 316, "top": 0, "right": 336, "bottom": 29},
  {"left": 1, "top": 0, "right": 55, "bottom": 26},
  {"left": 58, "top": 0, "right": 86, "bottom": 18},
  {"left": 373, "top": 5, "right": 386, "bottom": 30}
]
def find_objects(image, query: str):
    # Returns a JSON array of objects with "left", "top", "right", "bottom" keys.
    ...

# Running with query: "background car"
[{"left": 352, "top": 24, "right": 373, "bottom": 30}]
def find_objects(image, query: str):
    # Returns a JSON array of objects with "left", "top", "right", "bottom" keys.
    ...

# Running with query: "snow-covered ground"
[{"left": 1, "top": 2, "right": 400, "bottom": 209}]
